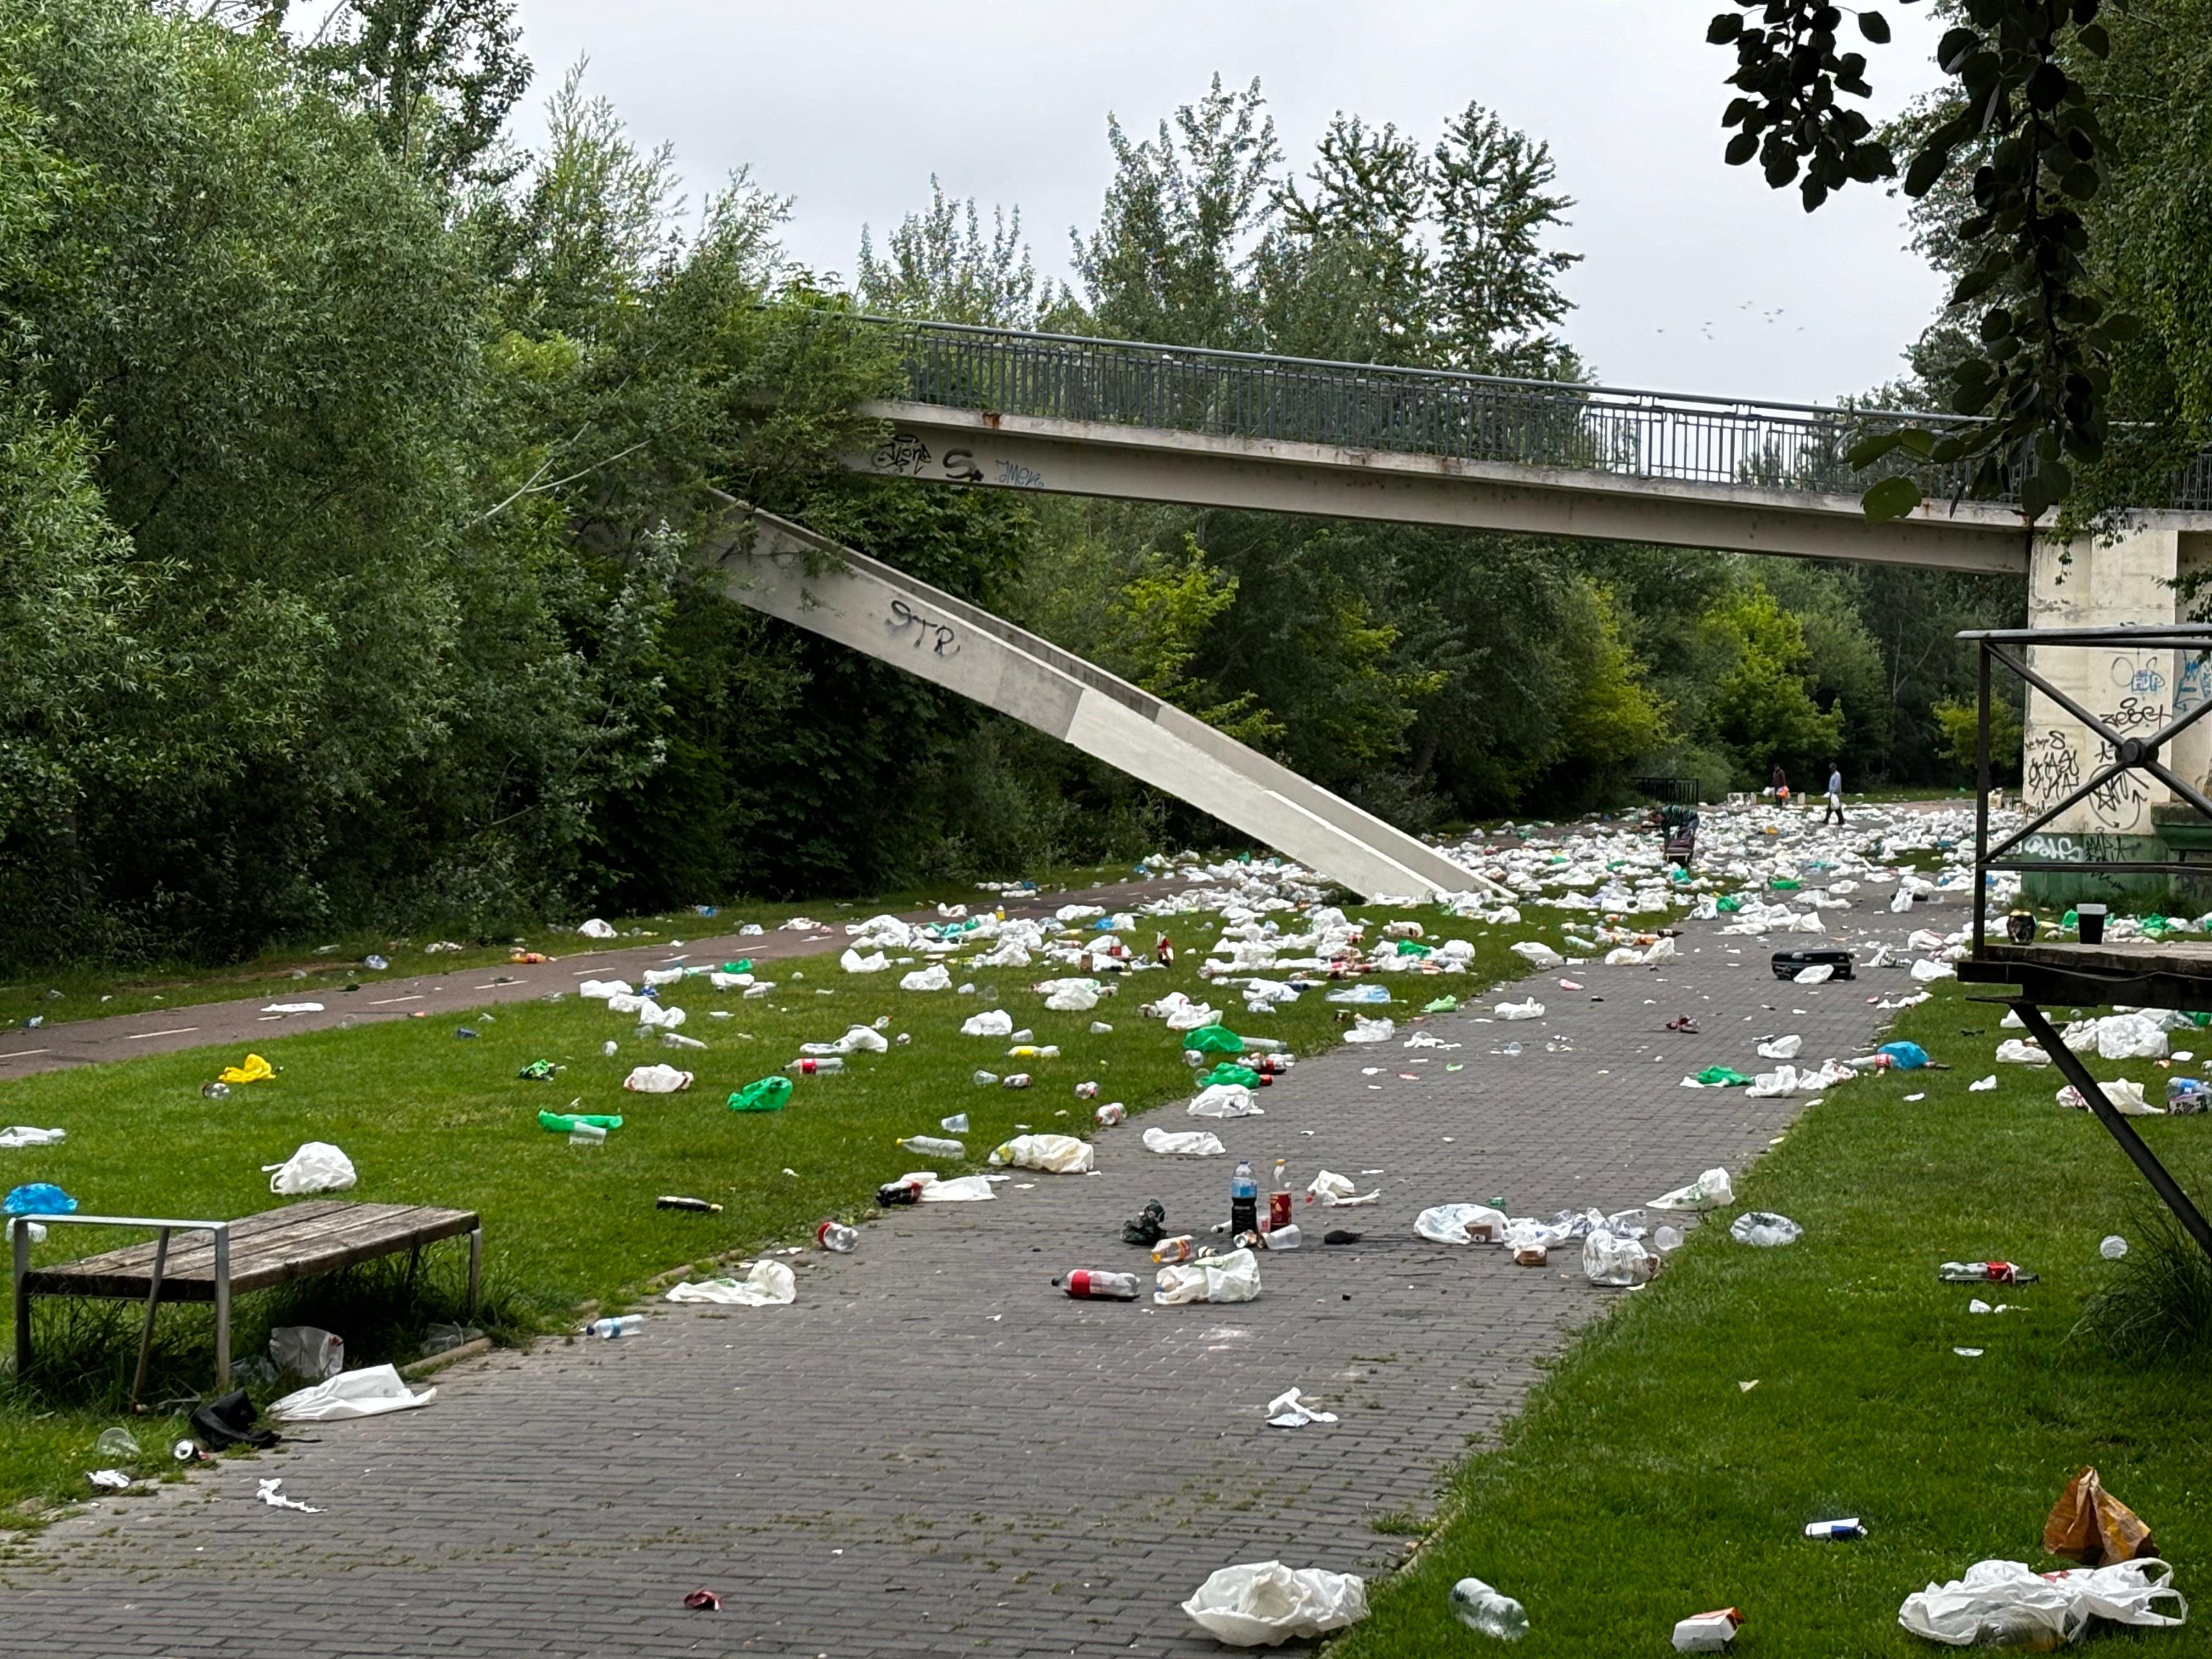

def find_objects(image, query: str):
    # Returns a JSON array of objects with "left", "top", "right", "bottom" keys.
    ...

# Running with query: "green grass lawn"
[
  {"left": 0, "top": 860, "right": 1159, "bottom": 1032},
  {"left": 1334, "top": 979, "right": 2212, "bottom": 1657},
  {"left": 0, "top": 898, "right": 1592, "bottom": 1523}
]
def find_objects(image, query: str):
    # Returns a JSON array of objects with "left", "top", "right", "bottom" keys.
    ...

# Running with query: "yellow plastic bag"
[{"left": 218, "top": 1053, "right": 275, "bottom": 1085}]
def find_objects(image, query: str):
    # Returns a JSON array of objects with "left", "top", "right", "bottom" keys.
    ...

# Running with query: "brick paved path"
[{"left": 0, "top": 907, "right": 1931, "bottom": 1657}]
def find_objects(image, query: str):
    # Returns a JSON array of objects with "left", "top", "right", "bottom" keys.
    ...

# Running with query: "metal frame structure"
[
  {"left": 849, "top": 317, "right": 2212, "bottom": 512},
  {"left": 13, "top": 1214, "right": 230, "bottom": 1401},
  {"left": 1959, "top": 623, "right": 2212, "bottom": 1260}
]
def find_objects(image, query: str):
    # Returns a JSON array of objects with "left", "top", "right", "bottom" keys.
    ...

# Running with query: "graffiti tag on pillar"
[
  {"left": 2108, "top": 696, "right": 2169, "bottom": 733},
  {"left": 888, "top": 597, "right": 959, "bottom": 658},
  {"left": 2019, "top": 832, "right": 2132, "bottom": 863},
  {"left": 940, "top": 448, "right": 985, "bottom": 483},
  {"left": 2024, "top": 729, "right": 2080, "bottom": 810},
  {"left": 2177, "top": 652, "right": 2212, "bottom": 715},
  {"left": 872, "top": 431, "right": 932, "bottom": 474},
  {"left": 2089, "top": 738, "right": 2151, "bottom": 831},
  {"left": 2110, "top": 652, "right": 2166, "bottom": 697}
]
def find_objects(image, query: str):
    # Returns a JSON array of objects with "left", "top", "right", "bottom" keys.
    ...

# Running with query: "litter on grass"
[
  {"left": 665, "top": 1261, "right": 797, "bottom": 1307},
  {"left": 268, "top": 1365, "right": 435, "bottom": 1423}
]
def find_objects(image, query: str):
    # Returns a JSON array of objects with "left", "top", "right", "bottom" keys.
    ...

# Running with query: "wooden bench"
[{"left": 11, "top": 1199, "right": 481, "bottom": 1398}]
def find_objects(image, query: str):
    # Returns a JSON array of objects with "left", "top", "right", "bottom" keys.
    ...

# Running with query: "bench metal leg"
[
  {"left": 466, "top": 1226, "right": 482, "bottom": 1318},
  {"left": 12, "top": 1220, "right": 29, "bottom": 1381},
  {"left": 212, "top": 1229, "right": 231, "bottom": 1392},
  {"left": 130, "top": 1228, "right": 172, "bottom": 1408},
  {"left": 2015, "top": 1000, "right": 2212, "bottom": 1260}
]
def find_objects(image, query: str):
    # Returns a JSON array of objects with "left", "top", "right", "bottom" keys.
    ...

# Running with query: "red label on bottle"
[
  {"left": 1066, "top": 1271, "right": 1091, "bottom": 1298},
  {"left": 1269, "top": 1192, "right": 1292, "bottom": 1230}
]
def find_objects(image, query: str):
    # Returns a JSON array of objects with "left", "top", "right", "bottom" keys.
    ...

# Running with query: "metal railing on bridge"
[{"left": 853, "top": 317, "right": 2212, "bottom": 514}]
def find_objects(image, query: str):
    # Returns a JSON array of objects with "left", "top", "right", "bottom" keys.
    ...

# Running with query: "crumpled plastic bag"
[
  {"left": 1181, "top": 1560, "right": 1368, "bottom": 1645},
  {"left": 1995, "top": 1038, "right": 2051, "bottom": 1065},
  {"left": 915, "top": 1172, "right": 998, "bottom": 1201},
  {"left": 1583, "top": 1228, "right": 1657, "bottom": 1286},
  {"left": 899, "top": 963, "right": 951, "bottom": 992},
  {"left": 1155, "top": 1246, "right": 1261, "bottom": 1305},
  {"left": 802, "top": 1025, "right": 887, "bottom": 1056},
  {"left": 2045, "top": 1466, "right": 2158, "bottom": 1566},
  {"left": 1898, "top": 1558, "right": 2185, "bottom": 1647},
  {"left": 1307, "top": 1170, "right": 1380, "bottom": 1206},
  {"left": 1493, "top": 998, "right": 1545, "bottom": 1020},
  {"left": 268, "top": 1363, "right": 435, "bottom": 1423},
  {"left": 268, "top": 1325, "right": 344, "bottom": 1380},
  {"left": 1166, "top": 1001, "right": 1221, "bottom": 1031},
  {"left": 961, "top": 1009, "right": 1014, "bottom": 1038},
  {"left": 988, "top": 1133, "right": 1094, "bottom": 1173},
  {"left": 263, "top": 1142, "right": 356, "bottom": 1195},
  {"left": 1510, "top": 940, "right": 1564, "bottom": 969},
  {"left": 2096, "top": 1012, "right": 2169, "bottom": 1060},
  {"left": 839, "top": 948, "right": 888, "bottom": 974},
  {"left": 1415, "top": 1204, "right": 1509, "bottom": 1244},
  {"left": 623, "top": 1064, "right": 693, "bottom": 1094},
  {"left": 1043, "top": 981, "right": 1100, "bottom": 1012},
  {"left": 1651, "top": 1167, "right": 1734, "bottom": 1211},
  {"left": 664, "top": 1260, "right": 797, "bottom": 1307},
  {"left": 1342, "top": 1017, "right": 1395, "bottom": 1045},
  {"left": 1144, "top": 1126, "right": 1226, "bottom": 1156},
  {"left": 577, "top": 917, "right": 616, "bottom": 939},
  {"left": 1757, "top": 1034, "right": 1803, "bottom": 1060},
  {"left": 0, "top": 1127, "right": 64, "bottom": 1149},
  {"left": 2058, "top": 1079, "right": 2156, "bottom": 1115},
  {"left": 1189, "top": 1084, "right": 1262, "bottom": 1119},
  {"left": 219, "top": 1053, "right": 276, "bottom": 1086},
  {"left": 1746, "top": 1064, "right": 1803, "bottom": 1098},
  {"left": 578, "top": 978, "right": 632, "bottom": 999},
  {"left": 1729, "top": 1210, "right": 1802, "bottom": 1247},
  {"left": 726, "top": 1076, "right": 791, "bottom": 1113}
]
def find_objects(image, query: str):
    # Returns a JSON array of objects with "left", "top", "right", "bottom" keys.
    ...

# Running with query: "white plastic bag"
[
  {"left": 1995, "top": 1039, "right": 2050, "bottom": 1066},
  {"left": 1415, "top": 1204, "right": 1509, "bottom": 1244},
  {"left": 839, "top": 948, "right": 888, "bottom": 974},
  {"left": 1181, "top": 1560, "right": 1368, "bottom": 1645},
  {"left": 899, "top": 963, "right": 951, "bottom": 992},
  {"left": 1043, "top": 982, "right": 1100, "bottom": 1012},
  {"left": 1307, "top": 1170, "right": 1380, "bottom": 1207},
  {"left": 1144, "top": 1126, "right": 1226, "bottom": 1156},
  {"left": 1757, "top": 1034, "right": 1803, "bottom": 1060},
  {"left": 916, "top": 1173, "right": 997, "bottom": 1201},
  {"left": 1155, "top": 1247, "right": 1261, "bottom": 1305},
  {"left": 1189, "top": 1084, "right": 1263, "bottom": 1119},
  {"left": 269, "top": 1325, "right": 344, "bottom": 1379},
  {"left": 1510, "top": 940, "right": 1564, "bottom": 969},
  {"left": 1746, "top": 1064, "right": 1802, "bottom": 1098},
  {"left": 1795, "top": 964, "right": 1836, "bottom": 984},
  {"left": 1342, "top": 1017, "right": 1395, "bottom": 1045},
  {"left": 1493, "top": 998, "right": 1545, "bottom": 1021},
  {"left": 2096, "top": 1013, "right": 2168, "bottom": 1060},
  {"left": 1650, "top": 1167, "right": 1734, "bottom": 1212},
  {"left": 267, "top": 1363, "right": 436, "bottom": 1423},
  {"left": 0, "top": 1126, "right": 64, "bottom": 1148},
  {"left": 1895, "top": 1556, "right": 2191, "bottom": 1647},
  {"left": 1165, "top": 1001, "right": 1220, "bottom": 1031},
  {"left": 960, "top": 1009, "right": 1014, "bottom": 1038},
  {"left": 2057, "top": 1079, "right": 2156, "bottom": 1115},
  {"left": 988, "top": 1133, "right": 1095, "bottom": 1173},
  {"left": 622, "top": 1064, "right": 693, "bottom": 1094},
  {"left": 1583, "top": 1229, "right": 1656, "bottom": 1286},
  {"left": 1729, "top": 1211, "right": 1802, "bottom": 1247},
  {"left": 263, "top": 1142, "right": 356, "bottom": 1195},
  {"left": 664, "top": 1260, "right": 797, "bottom": 1306},
  {"left": 577, "top": 917, "right": 616, "bottom": 939}
]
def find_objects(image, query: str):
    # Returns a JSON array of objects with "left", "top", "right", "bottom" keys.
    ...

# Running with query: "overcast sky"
[{"left": 504, "top": 1, "right": 1953, "bottom": 408}]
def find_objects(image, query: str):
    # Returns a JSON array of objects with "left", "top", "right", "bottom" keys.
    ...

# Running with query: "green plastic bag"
[
  {"left": 1423, "top": 996, "right": 1460, "bottom": 1013},
  {"left": 1695, "top": 1066, "right": 1753, "bottom": 1088},
  {"left": 1199, "top": 1063, "right": 1260, "bottom": 1089},
  {"left": 516, "top": 1059, "right": 559, "bottom": 1082},
  {"left": 1395, "top": 939, "right": 1432, "bottom": 957},
  {"left": 1769, "top": 878, "right": 1802, "bottom": 891},
  {"left": 538, "top": 1110, "right": 623, "bottom": 1133},
  {"left": 1716, "top": 895, "right": 1744, "bottom": 913},
  {"left": 727, "top": 1076, "right": 793, "bottom": 1113},
  {"left": 721, "top": 958, "right": 753, "bottom": 974},
  {"left": 1184, "top": 1025, "right": 1245, "bottom": 1056}
]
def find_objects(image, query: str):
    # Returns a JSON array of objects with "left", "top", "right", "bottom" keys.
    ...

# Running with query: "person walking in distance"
[
  {"left": 1770, "top": 761, "right": 1789, "bottom": 804},
  {"left": 1823, "top": 760, "right": 1844, "bottom": 824}
]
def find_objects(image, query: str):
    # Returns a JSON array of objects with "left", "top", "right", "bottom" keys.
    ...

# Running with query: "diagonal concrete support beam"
[{"left": 699, "top": 501, "right": 1489, "bottom": 902}]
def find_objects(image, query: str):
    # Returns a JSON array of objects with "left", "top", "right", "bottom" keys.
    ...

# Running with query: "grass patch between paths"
[{"left": 1333, "top": 980, "right": 2212, "bottom": 1657}]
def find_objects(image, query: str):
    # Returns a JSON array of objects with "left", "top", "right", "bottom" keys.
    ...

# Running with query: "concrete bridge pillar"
[{"left": 2020, "top": 522, "right": 2212, "bottom": 892}]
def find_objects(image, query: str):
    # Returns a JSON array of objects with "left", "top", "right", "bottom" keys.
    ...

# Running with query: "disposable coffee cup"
[{"left": 2078, "top": 903, "right": 2108, "bottom": 945}]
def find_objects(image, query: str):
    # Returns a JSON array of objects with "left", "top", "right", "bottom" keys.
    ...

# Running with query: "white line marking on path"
[
  {"left": 369, "top": 995, "right": 424, "bottom": 1006},
  {"left": 126, "top": 1028, "right": 200, "bottom": 1040}
]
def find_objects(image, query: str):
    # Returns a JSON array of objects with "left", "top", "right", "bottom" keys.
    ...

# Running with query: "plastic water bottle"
[
  {"left": 1095, "top": 1102, "right": 1127, "bottom": 1126},
  {"left": 900, "top": 1136, "right": 965, "bottom": 1159},
  {"left": 816, "top": 1220, "right": 859, "bottom": 1253},
  {"left": 586, "top": 1315, "right": 644, "bottom": 1338},
  {"left": 1002, "top": 1073, "right": 1032, "bottom": 1089},
  {"left": 1450, "top": 1577, "right": 1530, "bottom": 1640},
  {"left": 784, "top": 1057, "right": 844, "bottom": 1075},
  {"left": 200, "top": 1081, "right": 230, "bottom": 1101},
  {"left": 1053, "top": 1269, "right": 1140, "bottom": 1300},
  {"left": 1231, "top": 1159, "right": 1259, "bottom": 1235}
]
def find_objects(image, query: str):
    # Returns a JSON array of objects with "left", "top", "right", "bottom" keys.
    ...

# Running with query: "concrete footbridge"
[{"left": 716, "top": 320, "right": 2212, "bottom": 888}]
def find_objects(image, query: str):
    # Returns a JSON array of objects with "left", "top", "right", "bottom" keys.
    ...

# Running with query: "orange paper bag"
[{"left": 2044, "top": 1466, "right": 2157, "bottom": 1566}]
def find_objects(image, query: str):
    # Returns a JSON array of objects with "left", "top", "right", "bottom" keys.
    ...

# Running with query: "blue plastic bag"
[
  {"left": 1878, "top": 1041, "right": 1931, "bottom": 1070},
  {"left": 4, "top": 1183, "right": 76, "bottom": 1215}
]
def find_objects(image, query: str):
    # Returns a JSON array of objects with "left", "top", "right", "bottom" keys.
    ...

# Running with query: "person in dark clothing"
[
  {"left": 1770, "top": 762, "right": 1789, "bottom": 803},
  {"left": 1823, "top": 761, "right": 1844, "bottom": 824}
]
